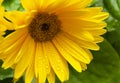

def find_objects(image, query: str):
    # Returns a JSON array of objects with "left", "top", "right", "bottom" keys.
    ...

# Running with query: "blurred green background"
[{"left": 0, "top": 0, "right": 120, "bottom": 83}]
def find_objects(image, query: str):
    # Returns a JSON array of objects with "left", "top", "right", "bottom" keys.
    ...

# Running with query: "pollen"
[{"left": 28, "top": 12, "right": 61, "bottom": 42}]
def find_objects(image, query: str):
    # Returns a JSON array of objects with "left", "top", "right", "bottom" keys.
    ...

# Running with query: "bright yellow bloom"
[{"left": 0, "top": 0, "right": 109, "bottom": 83}]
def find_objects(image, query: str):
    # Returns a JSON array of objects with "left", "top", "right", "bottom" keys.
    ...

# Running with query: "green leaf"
[
  {"left": 64, "top": 40, "right": 120, "bottom": 83},
  {"left": 103, "top": 0, "right": 120, "bottom": 21},
  {"left": 2, "top": 0, "right": 24, "bottom": 11},
  {"left": 0, "top": 77, "right": 25, "bottom": 83},
  {"left": 16, "top": 77, "right": 25, "bottom": 83},
  {"left": 105, "top": 25, "right": 120, "bottom": 56},
  {"left": 104, "top": 0, "right": 120, "bottom": 56},
  {"left": 90, "top": 0, "right": 104, "bottom": 7},
  {"left": 0, "top": 78, "right": 13, "bottom": 83},
  {"left": 105, "top": 15, "right": 119, "bottom": 32},
  {"left": 0, "top": 60, "right": 14, "bottom": 80}
]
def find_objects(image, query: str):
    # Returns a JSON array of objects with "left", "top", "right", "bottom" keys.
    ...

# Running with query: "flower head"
[{"left": 0, "top": 0, "right": 109, "bottom": 83}]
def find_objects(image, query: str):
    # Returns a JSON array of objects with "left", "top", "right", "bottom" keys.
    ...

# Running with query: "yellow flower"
[{"left": 0, "top": 0, "right": 109, "bottom": 83}]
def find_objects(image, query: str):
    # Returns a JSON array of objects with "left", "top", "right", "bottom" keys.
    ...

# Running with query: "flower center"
[
  {"left": 28, "top": 12, "right": 61, "bottom": 42},
  {"left": 41, "top": 23, "right": 49, "bottom": 31}
]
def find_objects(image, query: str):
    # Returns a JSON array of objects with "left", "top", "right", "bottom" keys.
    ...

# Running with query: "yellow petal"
[
  {"left": 65, "top": 30, "right": 94, "bottom": 41},
  {"left": 1, "top": 32, "right": 27, "bottom": 69},
  {"left": 0, "top": 0, "right": 3, "bottom": 3},
  {"left": 25, "top": 65, "right": 34, "bottom": 83},
  {"left": 0, "top": 6, "right": 4, "bottom": 14},
  {"left": 36, "top": 0, "right": 56, "bottom": 11},
  {"left": 25, "top": 54, "right": 35, "bottom": 83},
  {"left": 58, "top": 7, "right": 103, "bottom": 18},
  {"left": 53, "top": 0, "right": 93, "bottom": 13},
  {"left": 0, "top": 24, "right": 7, "bottom": 31},
  {"left": 45, "top": 0, "right": 69, "bottom": 13},
  {"left": 93, "top": 36, "right": 104, "bottom": 43},
  {"left": 47, "top": 69, "right": 55, "bottom": 83},
  {"left": 63, "top": 32, "right": 100, "bottom": 50},
  {"left": 21, "top": 0, "right": 37, "bottom": 11},
  {"left": 56, "top": 33, "right": 92, "bottom": 64},
  {"left": 35, "top": 43, "right": 50, "bottom": 83},
  {"left": 89, "top": 29, "right": 107, "bottom": 36},
  {"left": 2, "top": 47, "right": 20, "bottom": 69},
  {"left": 5, "top": 11, "right": 29, "bottom": 29},
  {"left": 14, "top": 35, "right": 35, "bottom": 79},
  {"left": 52, "top": 38, "right": 82, "bottom": 72},
  {"left": 82, "top": 48, "right": 93, "bottom": 60},
  {"left": 80, "top": 62, "right": 87, "bottom": 71},
  {"left": 0, "top": 36, "right": 3, "bottom": 41},
  {"left": 43, "top": 41, "right": 69, "bottom": 82},
  {"left": 13, "top": 36, "right": 29, "bottom": 63},
  {"left": 0, "top": 20, "right": 13, "bottom": 30},
  {"left": 61, "top": 18, "right": 107, "bottom": 31},
  {"left": 0, "top": 28, "right": 27, "bottom": 52},
  {"left": 67, "top": 0, "right": 92, "bottom": 9},
  {"left": 92, "top": 12, "right": 109, "bottom": 20}
]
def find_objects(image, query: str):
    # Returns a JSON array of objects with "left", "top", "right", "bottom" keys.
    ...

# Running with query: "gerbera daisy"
[{"left": 0, "top": 0, "right": 109, "bottom": 83}]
